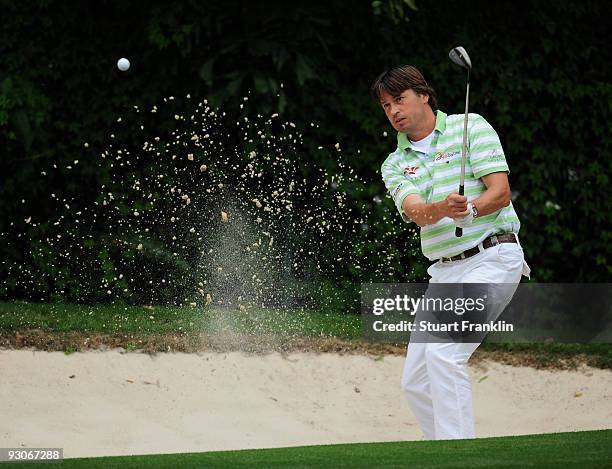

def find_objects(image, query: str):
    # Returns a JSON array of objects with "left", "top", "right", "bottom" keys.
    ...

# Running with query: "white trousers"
[{"left": 400, "top": 241, "right": 528, "bottom": 440}]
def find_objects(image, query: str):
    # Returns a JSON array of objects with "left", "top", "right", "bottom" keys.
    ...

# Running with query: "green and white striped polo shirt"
[{"left": 381, "top": 110, "right": 521, "bottom": 261}]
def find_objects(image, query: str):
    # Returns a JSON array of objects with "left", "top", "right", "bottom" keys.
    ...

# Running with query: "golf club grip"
[{"left": 455, "top": 184, "right": 465, "bottom": 237}]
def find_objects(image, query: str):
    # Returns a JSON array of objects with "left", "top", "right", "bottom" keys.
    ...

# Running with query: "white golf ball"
[{"left": 117, "top": 58, "right": 130, "bottom": 71}]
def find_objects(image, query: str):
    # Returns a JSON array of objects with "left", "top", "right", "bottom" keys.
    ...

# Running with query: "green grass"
[
  {"left": 0, "top": 301, "right": 361, "bottom": 338},
  {"left": 479, "top": 342, "right": 612, "bottom": 369},
  {"left": 11, "top": 430, "right": 612, "bottom": 468}
]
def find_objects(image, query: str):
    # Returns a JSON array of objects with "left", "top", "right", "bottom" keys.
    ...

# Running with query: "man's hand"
[
  {"left": 441, "top": 193, "right": 469, "bottom": 219},
  {"left": 453, "top": 203, "right": 474, "bottom": 228}
]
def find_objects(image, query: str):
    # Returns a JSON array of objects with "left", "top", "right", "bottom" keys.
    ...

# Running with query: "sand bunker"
[{"left": 1, "top": 350, "right": 610, "bottom": 459}]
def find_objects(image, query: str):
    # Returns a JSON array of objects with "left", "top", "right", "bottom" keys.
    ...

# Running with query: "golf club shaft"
[{"left": 455, "top": 79, "right": 470, "bottom": 238}]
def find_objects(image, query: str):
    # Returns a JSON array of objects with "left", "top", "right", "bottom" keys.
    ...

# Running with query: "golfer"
[{"left": 371, "top": 65, "right": 530, "bottom": 440}]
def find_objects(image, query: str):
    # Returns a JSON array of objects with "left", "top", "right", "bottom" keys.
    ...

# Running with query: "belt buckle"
[{"left": 490, "top": 235, "right": 499, "bottom": 246}]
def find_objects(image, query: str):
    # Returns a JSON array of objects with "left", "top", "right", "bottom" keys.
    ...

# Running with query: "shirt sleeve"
[
  {"left": 381, "top": 153, "right": 421, "bottom": 223},
  {"left": 468, "top": 114, "right": 510, "bottom": 179}
]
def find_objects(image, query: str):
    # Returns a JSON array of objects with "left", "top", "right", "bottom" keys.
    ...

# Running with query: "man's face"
[{"left": 379, "top": 89, "right": 430, "bottom": 134}]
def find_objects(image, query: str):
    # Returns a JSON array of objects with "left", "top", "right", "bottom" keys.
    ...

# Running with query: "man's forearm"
[
  {"left": 472, "top": 185, "right": 511, "bottom": 217},
  {"left": 401, "top": 199, "right": 448, "bottom": 227}
]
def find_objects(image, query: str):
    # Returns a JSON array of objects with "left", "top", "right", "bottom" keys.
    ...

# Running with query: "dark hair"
[{"left": 370, "top": 65, "right": 438, "bottom": 111}]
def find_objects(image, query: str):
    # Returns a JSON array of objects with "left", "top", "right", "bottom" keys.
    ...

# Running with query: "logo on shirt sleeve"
[
  {"left": 403, "top": 166, "right": 419, "bottom": 176},
  {"left": 487, "top": 150, "right": 506, "bottom": 162}
]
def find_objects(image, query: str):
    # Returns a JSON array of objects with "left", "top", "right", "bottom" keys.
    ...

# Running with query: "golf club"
[{"left": 449, "top": 46, "right": 472, "bottom": 237}]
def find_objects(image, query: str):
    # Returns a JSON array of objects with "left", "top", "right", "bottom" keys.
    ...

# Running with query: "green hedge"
[{"left": 1, "top": 1, "right": 610, "bottom": 305}]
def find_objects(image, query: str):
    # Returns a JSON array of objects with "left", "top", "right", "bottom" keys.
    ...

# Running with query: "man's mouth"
[{"left": 395, "top": 117, "right": 406, "bottom": 124}]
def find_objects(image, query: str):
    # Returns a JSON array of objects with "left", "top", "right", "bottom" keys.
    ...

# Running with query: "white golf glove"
[{"left": 453, "top": 203, "right": 474, "bottom": 228}]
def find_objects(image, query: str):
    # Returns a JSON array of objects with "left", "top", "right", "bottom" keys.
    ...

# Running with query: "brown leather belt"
[{"left": 440, "top": 233, "right": 518, "bottom": 263}]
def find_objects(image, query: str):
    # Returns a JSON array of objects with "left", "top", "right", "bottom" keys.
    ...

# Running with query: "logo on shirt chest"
[
  {"left": 403, "top": 166, "right": 419, "bottom": 176},
  {"left": 434, "top": 150, "right": 461, "bottom": 163}
]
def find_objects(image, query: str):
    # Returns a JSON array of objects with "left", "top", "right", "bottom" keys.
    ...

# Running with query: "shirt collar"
[{"left": 396, "top": 110, "right": 447, "bottom": 151}]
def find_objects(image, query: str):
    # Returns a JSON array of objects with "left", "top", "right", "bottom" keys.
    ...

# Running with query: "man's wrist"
[
  {"left": 470, "top": 202, "right": 479, "bottom": 218},
  {"left": 432, "top": 200, "right": 446, "bottom": 220}
]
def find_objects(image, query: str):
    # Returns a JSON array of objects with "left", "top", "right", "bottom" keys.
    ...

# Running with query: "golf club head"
[{"left": 449, "top": 46, "right": 472, "bottom": 71}]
